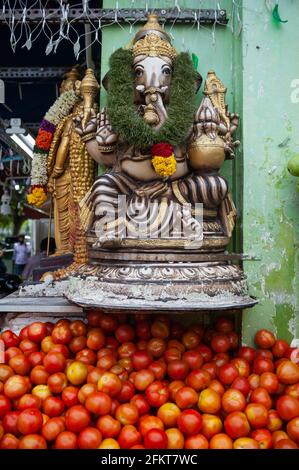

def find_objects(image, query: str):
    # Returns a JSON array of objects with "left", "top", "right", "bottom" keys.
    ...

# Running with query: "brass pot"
[{"left": 188, "top": 134, "right": 225, "bottom": 170}]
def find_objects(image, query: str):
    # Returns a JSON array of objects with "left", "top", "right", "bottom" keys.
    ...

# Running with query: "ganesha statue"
[{"left": 65, "top": 14, "right": 256, "bottom": 311}]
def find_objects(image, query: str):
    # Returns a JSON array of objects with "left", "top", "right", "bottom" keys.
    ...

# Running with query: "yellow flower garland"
[
  {"left": 27, "top": 187, "right": 47, "bottom": 208},
  {"left": 152, "top": 154, "right": 177, "bottom": 177}
]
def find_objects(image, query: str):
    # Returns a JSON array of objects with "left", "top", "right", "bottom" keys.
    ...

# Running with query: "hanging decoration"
[
  {"left": 272, "top": 3, "right": 288, "bottom": 24},
  {"left": 27, "top": 89, "right": 80, "bottom": 207}
]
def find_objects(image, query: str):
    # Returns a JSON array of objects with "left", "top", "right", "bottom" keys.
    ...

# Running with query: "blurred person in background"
[
  {"left": 22, "top": 237, "right": 56, "bottom": 280},
  {"left": 12, "top": 235, "right": 30, "bottom": 276},
  {"left": 0, "top": 248, "right": 7, "bottom": 274}
]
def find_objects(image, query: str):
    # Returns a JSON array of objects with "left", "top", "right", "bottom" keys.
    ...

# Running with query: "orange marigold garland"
[{"left": 151, "top": 142, "right": 176, "bottom": 177}]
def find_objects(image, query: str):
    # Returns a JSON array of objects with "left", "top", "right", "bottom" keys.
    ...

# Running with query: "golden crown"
[{"left": 132, "top": 14, "right": 177, "bottom": 61}]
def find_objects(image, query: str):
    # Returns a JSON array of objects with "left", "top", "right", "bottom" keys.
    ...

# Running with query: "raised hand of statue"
[
  {"left": 73, "top": 109, "right": 97, "bottom": 140},
  {"left": 95, "top": 107, "right": 118, "bottom": 149}
]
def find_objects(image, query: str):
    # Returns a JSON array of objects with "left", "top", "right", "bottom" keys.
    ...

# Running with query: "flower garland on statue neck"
[
  {"left": 107, "top": 48, "right": 197, "bottom": 178},
  {"left": 27, "top": 90, "right": 80, "bottom": 207}
]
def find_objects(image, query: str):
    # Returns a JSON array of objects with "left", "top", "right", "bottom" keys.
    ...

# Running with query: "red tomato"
[
  {"left": 145, "top": 381, "right": 169, "bottom": 407},
  {"left": 48, "top": 372, "right": 67, "bottom": 394},
  {"left": 177, "top": 409, "right": 202, "bottom": 436},
  {"left": 210, "top": 433, "right": 233, "bottom": 449},
  {"left": 251, "top": 428, "right": 272, "bottom": 449},
  {"left": 209, "top": 379, "right": 225, "bottom": 396},
  {"left": 211, "top": 334, "right": 230, "bottom": 353},
  {"left": 43, "top": 352, "right": 66, "bottom": 374},
  {"left": 136, "top": 320, "right": 151, "bottom": 340},
  {"left": 185, "top": 433, "right": 209, "bottom": 449},
  {"left": 215, "top": 316, "right": 234, "bottom": 333},
  {"left": 260, "top": 372, "right": 279, "bottom": 393},
  {"left": 276, "top": 395, "right": 299, "bottom": 421},
  {"left": 115, "top": 403, "right": 139, "bottom": 425},
  {"left": 144, "top": 428, "right": 168, "bottom": 449},
  {"left": 170, "top": 322, "right": 185, "bottom": 340},
  {"left": 255, "top": 349, "right": 273, "bottom": 360},
  {"left": 196, "top": 345, "right": 212, "bottom": 363},
  {"left": 87, "top": 311, "right": 102, "bottom": 327},
  {"left": 253, "top": 357, "right": 274, "bottom": 374},
  {"left": 285, "top": 383, "right": 299, "bottom": 400},
  {"left": 134, "top": 369, "right": 155, "bottom": 391},
  {"left": 167, "top": 340, "right": 185, "bottom": 354},
  {"left": 245, "top": 403, "right": 268, "bottom": 429},
  {"left": 5, "top": 347, "right": 21, "bottom": 362},
  {"left": 55, "top": 431, "right": 78, "bottom": 449},
  {"left": 2, "top": 410, "right": 20, "bottom": 435},
  {"left": 78, "top": 383, "right": 97, "bottom": 404},
  {"left": 17, "top": 394, "right": 41, "bottom": 411},
  {"left": 86, "top": 328, "right": 105, "bottom": 350},
  {"left": 118, "top": 424, "right": 142, "bottom": 449},
  {"left": 78, "top": 427, "right": 102, "bottom": 449},
  {"left": 132, "top": 350, "right": 152, "bottom": 370},
  {"left": 0, "top": 433, "right": 20, "bottom": 449},
  {"left": 69, "top": 336, "right": 87, "bottom": 354},
  {"left": 237, "top": 346, "right": 256, "bottom": 364},
  {"left": 0, "top": 364, "right": 14, "bottom": 382},
  {"left": 149, "top": 360, "right": 167, "bottom": 380},
  {"left": 186, "top": 369, "right": 211, "bottom": 391},
  {"left": 167, "top": 360, "right": 189, "bottom": 380},
  {"left": 213, "top": 352, "right": 230, "bottom": 368},
  {"left": 151, "top": 320, "right": 170, "bottom": 340},
  {"left": 19, "top": 339, "right": 38, "bottom": 356},
  {"left": 222, "top": 389, "right": 246, "bottom": 413},
  {"left": 248, "top": 373, "right": 260, "bottom": 390},
  {"left": 255, "top": 329, "right": 276, "bottom": 349},
  {"left": 275, "top": 439, "right": 298, "bottom": 449},
  {"left": 28, "top": 351, "right": 45, "bottom": 367},
  {"left": 42, "top": 417, "right": 65, "bottom": 441},
  {"left": 175, "top": 387, "right": 198, "bottom": 410},
  {"left": 230, "top": 358, "right": 250, "bottom": 377},
  {"left": 0, "top": 394, "right": 11, "bottom": 417},
  {"left": 9, "top": 354, "right": 31, "bottom": 376},
  {"left": 250, "top": 387, "right": 272, "bottom": 409},
  {"left": 97, "top": 415, "right": 121, "bottom": 438},
  {"left": 97, "top": 372, "right": 122, "bottom": 397},
  {"left": 182, "top": 350, "right": 203, "bottom": 370},
  {"left": 231, "top": 377, "right": 251, "bottom": 397},
  {"left": 85, "top": 391, "right": 112, "bottom": 415},
  {"left": 218, "top": 363, "right": 238, "bottom": 385},
  {"left": 1, "top": 330, "right": 19, "bottom": 348},
  {"left": 147, "top": 338, "right": 166, "bottom": 358},
  {"left": 198, "top": 388, "right": 221, "bottom": 414},
  {"left": 233, "top": 437, "right": 259, "bottom": 449},
  {"left": 224, "top": 412, "right": 250, "bottom": 439},
  {"left": 271, "top": 339, "right": 289, "bottom": 358},
  {"left": 30, "top": 366, "right": 49, "bottom": 385},
  {"left": 130, "top": 394, "right": 150, "bottom": 416},
  {"left": 69, "top": 320, "right": 87, "bottom": 337},
  {"left": 115, "top": 325, "right": 135, "bottom": 343},
  {"left": 62, "top": 386, "right": 79, "bottom": 408},
  {"left": 42, "top": 396, "right": 65, "bottom": 417},
  {"left": 4, "top": 375, "right": 28, "bottom": 399},
  {"left": 17, "top": 408, "right": 43, "bottom": 435},
  {"left": 202, "top": 362, "right": 218, "bottom": 379},
  {"left": 139, "top": 415, "right": 164, "bottom": 437},
  {"left": 99, "top": 315, "right": 118, "bottom": 333},
  {"left": 277, "top": 360, "right": 299, "bottom": 385},
  {"left": 286, "top": 417, "right": 299, "bottom": 444},
  {"left": 267, "top": 409, "right": 283, "bottom": 432},
  {"left": 28, "top": 322, "right": 47, "bottom": 343},
  {"left": 51, "top": 325, "right": 72, "bottom": 345},
  {"left": 182, "top": 331, "right": 200, "bottom": 350},
  {"left": 201, "top": 414, "right": 223, "bottom": 439},
  {"left": 76, "top": 348, "right": 97, "bottom": 365},
  {"left": 164, "top": 348, "right": 181, "bottom": 363},
  {"left": 227, "top": 332, "right": 239, "bottom": 350},
  {"left": 19, "top": 434, "right": 47, "bottom": 449},
  {"left": 65, "top": 405, "right": 90, "bottom": 433}
]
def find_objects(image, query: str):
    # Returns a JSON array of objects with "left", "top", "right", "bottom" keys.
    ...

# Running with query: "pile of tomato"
[{"left": 0, "top": 312, "right": 299, "bottom": 449}]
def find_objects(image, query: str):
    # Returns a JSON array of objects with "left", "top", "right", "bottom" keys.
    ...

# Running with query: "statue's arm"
[
  {"left": 74, "top": 108, "right": 118, "bottom": 167},
  {"left": 50, "top": 117, "right": 72, "bottom": 177}
]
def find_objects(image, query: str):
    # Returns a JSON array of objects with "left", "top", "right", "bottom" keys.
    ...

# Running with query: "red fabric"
[{"left": 150, "top": 142, "right": 174, "bottom": 158}]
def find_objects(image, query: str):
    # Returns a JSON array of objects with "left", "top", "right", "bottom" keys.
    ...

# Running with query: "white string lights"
[{"left": 0, "top": 0, "right": 243, "bottom": 59}]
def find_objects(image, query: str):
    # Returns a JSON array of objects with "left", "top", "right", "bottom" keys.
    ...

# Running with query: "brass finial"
[
  {"left": 133, "top": 13, "right": 171, "bottom": 43},
  {"left": 80, "top": 68, "right": 100, "bottom": 128}
]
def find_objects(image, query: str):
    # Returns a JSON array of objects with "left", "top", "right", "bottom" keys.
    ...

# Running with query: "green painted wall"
[
  {"left": 241, "top": 0, "right": 299, "bottom": 345},
  {"left": 100, "top": 1, "right": 299, "bottom": 344}
]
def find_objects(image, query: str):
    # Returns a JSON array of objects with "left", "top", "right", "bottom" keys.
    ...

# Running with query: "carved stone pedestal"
[{"left": 64, "top": 249, "right": 257, "bottom": 311}]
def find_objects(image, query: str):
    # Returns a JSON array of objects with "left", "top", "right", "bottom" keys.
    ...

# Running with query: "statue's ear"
[
  {"left": 102, "top": 72, "right": 109, "bottom": 91},
  {"left": 195, "top": 71, "right": 203, "bottom": 94}
]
